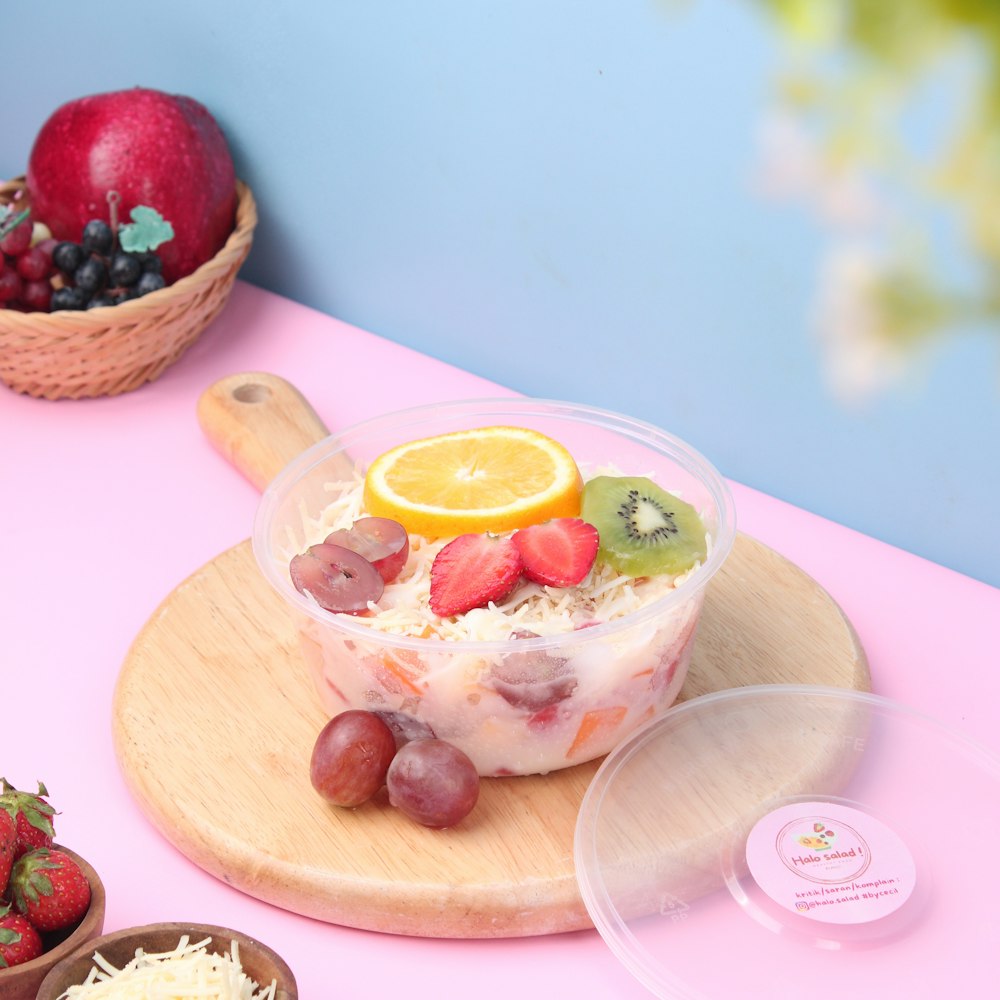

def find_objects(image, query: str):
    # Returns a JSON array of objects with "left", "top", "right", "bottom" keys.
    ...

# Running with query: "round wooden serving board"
[{"left": 111, "top": 374, "right": 870, "bottom": 939}]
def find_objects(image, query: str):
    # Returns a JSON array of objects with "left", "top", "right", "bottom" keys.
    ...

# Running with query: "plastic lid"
[{"left": 574, "top": 685, "right": 1000, "bottom": 999}]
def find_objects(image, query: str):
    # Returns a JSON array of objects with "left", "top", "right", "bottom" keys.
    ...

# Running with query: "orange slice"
[{"left": 363, "top": 425, "right": 583, "bottom": 538}]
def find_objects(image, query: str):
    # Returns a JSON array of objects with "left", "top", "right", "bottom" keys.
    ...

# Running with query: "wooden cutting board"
[{"left": 111, "top": 374, "right": 870, "bottom": 939}]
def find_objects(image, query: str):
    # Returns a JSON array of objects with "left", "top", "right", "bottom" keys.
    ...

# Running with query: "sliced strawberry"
[
  {"left": 429, "top": 533, "right": 523, "bottom": 617},
  {"left": 512, "top": 518, "right": 599, "bottom": 588}
]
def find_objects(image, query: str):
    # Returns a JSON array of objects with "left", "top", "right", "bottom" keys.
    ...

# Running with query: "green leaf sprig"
[{"left": 118, "top": 206, "right": 174, "bottom": 253}]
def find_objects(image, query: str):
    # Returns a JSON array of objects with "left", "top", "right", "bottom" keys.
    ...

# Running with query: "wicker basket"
[{"left": 0, "top": 177, "right": 257, "bottom": 400}]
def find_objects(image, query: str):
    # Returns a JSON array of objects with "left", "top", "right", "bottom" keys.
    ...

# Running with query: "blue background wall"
[{"left": 6, "top": 1, "right": 998, "bottom": 588}]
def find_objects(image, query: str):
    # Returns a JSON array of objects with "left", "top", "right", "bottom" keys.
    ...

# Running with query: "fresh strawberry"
[
  {"left": 9, "top": 848, "right": 91, "bottom": 932},
  {"left": 0, "top": 811, "right": 15, "bottom": 897},
  {"left": 429, "top": 533, "right": 523, "bottom": 617},
  {"left": 0, "top": 779, "right": 56, "bottom": 860},
  {"left": 0, "top": 902, "right": 43, "bottom": 969},
  {"left": 512, "top": 518, "right": 599, "bottom": 588}
]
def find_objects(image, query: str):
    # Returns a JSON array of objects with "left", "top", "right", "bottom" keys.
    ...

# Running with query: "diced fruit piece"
[
  {"left": 289, "top": 542, "right": 384, "bottom": 614},
  {"left": 489, "top": 634, "right": 577, "bottom": 710},
  {"left": 324, "top": 517, "right": 409, "bottom": 583},
  {"left": 580, "top": 475, "right": 708, "bottom": 577},
  {"left": 429, "top": 533, "right": 523, "bottom": 617},
  {"left": 566, "top": 705, "right": 628, "bottom": 758},
  {"left": 374, "top": 649, "right": 425, "bottom": 696},
  {"left": 386, "top": 739, "right": 480, "bottom": 827},
  {"left": 9, "top": 848, "right": 91, "bottom": 932},
  {"left": 363, "top": 425, "right": 583, "bottom": 538},
  {"left": 310, "top": 710, "right": 397, "bottom": 808},
  {"left": 0, "top": 903, "right": 43, "bottom": 969},
  {"left": 0, "top": 779, "right": 56, "bottom": 860},
  {"left": 512, "top": 517, "right": 599, "bottom": 587}
]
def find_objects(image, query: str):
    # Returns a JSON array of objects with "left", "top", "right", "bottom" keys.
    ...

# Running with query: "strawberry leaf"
[{"left": 119, "top": 206, "right": 174, "bottom": 253}]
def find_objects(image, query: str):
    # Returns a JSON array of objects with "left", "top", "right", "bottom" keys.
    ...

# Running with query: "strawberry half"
[
  {"left": 429, "top": 533, "right": 523, "bottom": 617},
  {"left": 1, "top": 778, "right": 56, "bottom": 860},
  {"left": 9, "top": 848, "right": 91, "bottom": 932},
  {"left": 512, "top": 518, "right": 599, "bottom": 588},
  {"left": 0, "top": 903, "right": 43, "bottom": 969}
]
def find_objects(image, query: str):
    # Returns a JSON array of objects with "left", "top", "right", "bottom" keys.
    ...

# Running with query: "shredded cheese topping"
[
  {"left": 282, "top": 469, "right": 707, "bottom": 642},
  {"left": 57, "top": 935, "right": 278, "bottom": 1000}
]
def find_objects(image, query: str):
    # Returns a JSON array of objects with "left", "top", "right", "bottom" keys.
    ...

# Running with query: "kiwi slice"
[{"left": 580, "top": 475, "right": 708, "bottom": 577}]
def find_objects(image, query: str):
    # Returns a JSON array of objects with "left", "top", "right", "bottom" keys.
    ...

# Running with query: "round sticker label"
[{"left": 745, "top": 801, "right": 916, "bottom": 924}]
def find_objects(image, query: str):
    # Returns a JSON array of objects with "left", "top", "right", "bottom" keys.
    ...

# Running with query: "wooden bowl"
[
  {"left": 0, "top": 846, "right": 106, "bottom": 1000},
  {"left": 36, "top": 922, "right": 297, "bottom": 1000}
]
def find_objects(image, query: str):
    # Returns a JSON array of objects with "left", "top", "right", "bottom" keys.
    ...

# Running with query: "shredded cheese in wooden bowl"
[{"left": 57, "top": 935, "right": 276, "bottom": 999}]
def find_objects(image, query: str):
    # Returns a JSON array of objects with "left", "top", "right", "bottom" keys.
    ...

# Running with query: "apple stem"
[{"left": 107, "top": 190, "right": 121, "bottom": 249}]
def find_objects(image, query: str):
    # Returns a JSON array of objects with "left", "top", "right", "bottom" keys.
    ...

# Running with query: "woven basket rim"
[{"left": 0, "top": 177, "right": 257, "bottom": 332}]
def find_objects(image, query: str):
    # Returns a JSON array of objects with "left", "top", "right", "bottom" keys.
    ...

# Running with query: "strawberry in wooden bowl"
[{"left": 0, "top": 781, "right": 106, "bottom": 1000}]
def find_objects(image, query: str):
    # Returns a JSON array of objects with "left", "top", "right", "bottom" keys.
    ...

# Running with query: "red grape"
[
  {"left": 386, "top": 739, "right": 480, "bottom": 828},
  {"left": 324, "top": 517, "right": 409, "bottom": 583},
  {"left": 373, "top": 710, "right": 436, "bottom": 750},
  {"left": 310, "top": 710, "right": 397, "bottom": 808},
  {"left": 16, "top": 246, "right": 51, "bottom": 282},
  {"left": 289, "top": 542, "right": 384, "bottom": 614},
  {"left": 0, "top": 218, "right": 32, "bottom": 256},
  {"left": 0, "top": 269, "right": 22, "bottom": 303},
  {"left": 20, "top": 280, "right": 52, "bottom": 312},
  {"left": 488, "top": 633, "right": 576, "bottom": 710}
]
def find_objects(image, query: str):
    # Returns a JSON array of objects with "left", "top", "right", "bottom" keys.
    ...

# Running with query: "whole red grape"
[
  {"left": 386, "top": 739, "right": 480, "bottom": 828},
  {"left": 0, "top": 269, "right": 22, "bottom": 303},
  {"left": 0, "top": 217, "right": 32, "bottom": 256},
  {"left": 310, "top": 710, "right": 397, "bottom": 808},
  {"left": 20, "top": 279, "right": 52, "bottom": 312}
]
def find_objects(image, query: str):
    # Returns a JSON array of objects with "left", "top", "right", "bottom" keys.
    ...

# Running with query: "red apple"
[{"left": 26, "top": 87, "right": 237, "bottom": 284}]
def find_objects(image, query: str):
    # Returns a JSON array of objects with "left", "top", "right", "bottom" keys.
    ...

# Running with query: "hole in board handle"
[{"left": 232, "top": 382, "right": 272, "bottom": 404}]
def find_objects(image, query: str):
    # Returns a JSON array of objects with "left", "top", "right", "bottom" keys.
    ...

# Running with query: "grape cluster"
[
  {"left": 311, "top": 710, "right": 481, "bottom": 828},
  {"left": 50, "top": 219, "right": 165, "bottom": 311},
  {"left": 0, "top": 210, "right": 168, "bottom": 314},
  {"left": 0, "top": 212, "right": 56, "bottom": 312}
]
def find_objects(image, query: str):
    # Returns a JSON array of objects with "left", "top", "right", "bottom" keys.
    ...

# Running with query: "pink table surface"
[{"left": 2, "top": 282, "right": 998, "bottom": 998}]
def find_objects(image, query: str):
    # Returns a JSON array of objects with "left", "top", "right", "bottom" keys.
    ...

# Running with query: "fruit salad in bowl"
[{"left": 253, "top": 398, "right": 735, "bottom": 776}]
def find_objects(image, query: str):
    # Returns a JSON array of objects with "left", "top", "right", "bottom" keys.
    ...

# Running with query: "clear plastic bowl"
[{"left": 253, "top": 397, "right": 736, "bottom": 776}]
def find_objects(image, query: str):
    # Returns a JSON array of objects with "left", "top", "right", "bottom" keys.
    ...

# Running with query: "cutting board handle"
[{"left": 197, "top": 372, "right": 331, "bottom": 492}]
